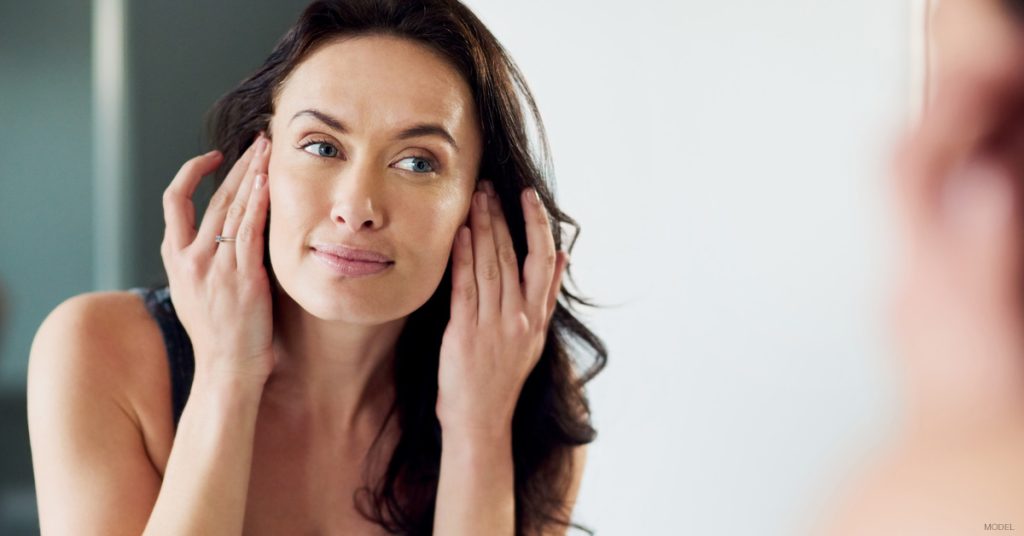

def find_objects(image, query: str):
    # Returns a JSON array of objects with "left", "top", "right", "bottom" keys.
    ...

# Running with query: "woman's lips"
[
  {"left": 310, "top": 242, "right": 393, "bottom": 263},
  {"left": 311, "top": 249, "right": 394, "bottom": 277}
]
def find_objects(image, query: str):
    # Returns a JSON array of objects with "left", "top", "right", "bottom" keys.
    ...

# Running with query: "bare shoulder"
[
  {"left": 28, "top": 289, "right": 179, "bottom": 533},
  {"left": 28, "top": 290, "right": 176, "bottom": 471}
]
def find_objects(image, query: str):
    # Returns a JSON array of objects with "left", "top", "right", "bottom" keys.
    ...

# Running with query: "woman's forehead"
[{"left": 275, "top": 35, "right": 476, "bottom": 133}]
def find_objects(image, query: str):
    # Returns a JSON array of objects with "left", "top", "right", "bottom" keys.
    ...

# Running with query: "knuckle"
[
  {"left": 459, "top": 281, "right": 477, "bottom": 302},
  {"left": 227, "top": 200, "right": 246, "bottom": 221},
  {"left": 208, "top": 260, "right": 229, "bottom": 281},
  {"left": 161, "top": 187, "right": 177, "bottom": 205},
  {"left": 540, "top": 251, "right": 557, "bottom": 268},
  {"left": 541, "top": 250, "right": 557, "bottom": 269},
  {"left": 506, "top": 313, "right": 531, "bottom": 336},
  {"left": 240, "top": 273, "right": 267, "bottom": 295},
  {"left": 162, "top": 192, "right": 180, "bottom": 215},
  {"left": 497, "top": 242, "right": 518, "bottom": 266},
  {"left": 210, "top": 190, "right": 231, "bottom": 211},
  {"left": 181, "top": 253, "right": 204, "bottom": 276},
  {"left": 237, "top": 222, "right": 256, "bottom": 243},
  {"left": 481, "top": 261, "right": 501, "bottom": 281}
]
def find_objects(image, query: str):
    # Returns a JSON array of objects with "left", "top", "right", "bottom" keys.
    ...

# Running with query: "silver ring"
[{"left": 215, "top": 235, "right": 236, "bottom": 243}]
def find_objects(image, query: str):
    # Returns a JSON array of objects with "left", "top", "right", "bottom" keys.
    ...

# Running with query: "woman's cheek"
[
  {"left": 267, "top": 172, "right": 316, "bottom": 233},
  {"left": 424, "top": 195, "right": 468, "bottom": 259}
]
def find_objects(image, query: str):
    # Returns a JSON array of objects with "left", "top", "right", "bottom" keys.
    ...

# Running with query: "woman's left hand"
[{"left": 436, "top": 179, "right": 569, "bottom": 438}]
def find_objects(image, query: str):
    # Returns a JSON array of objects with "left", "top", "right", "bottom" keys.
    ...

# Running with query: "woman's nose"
[{"left": 328, "top": 161, "right": 383, "bottom": 231}]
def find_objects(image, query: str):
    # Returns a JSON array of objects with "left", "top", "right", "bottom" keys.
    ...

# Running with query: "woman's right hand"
[{"left": 160, "top": 132, "right": 275, "bottom": 385}]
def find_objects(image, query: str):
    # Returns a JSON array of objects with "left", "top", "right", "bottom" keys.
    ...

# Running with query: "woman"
[{"left": 26, "top": 0, "right": 606, "bottom": 534}]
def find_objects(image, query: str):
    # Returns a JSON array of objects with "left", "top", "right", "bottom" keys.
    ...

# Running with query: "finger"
[
  {"left": 162, "top": 150, "right": 224, "bottom": 251},
  {"left": 521, "top": 186, "right": 557, "bottom": 320},
  {"left": 544, "top": 251, "right": 568, "bottom": 323},
  {"left": 236, "top": 172, "right": 270, "bottom": 275},
  {"left": 449, "top": 224, "right": 477, "bottom": 327},
  {"left": 216, "top": 136, "right": 270, "bottom": 268},
  {"left": 194, "top": 136, "right": 261, "bottom": 256},
  {"left": 471, "top": 185, "right": 500, "bottom": 325},
  {"left": 481, "top": 180, "right": 524, "bottom": 318}
]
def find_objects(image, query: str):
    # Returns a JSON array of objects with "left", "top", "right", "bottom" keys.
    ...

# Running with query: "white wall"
[{"left": 463, "top": 1, "right": 909, "bottom": 533}]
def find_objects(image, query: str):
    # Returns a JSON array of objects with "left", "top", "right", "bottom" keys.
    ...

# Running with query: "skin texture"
[
  {"left": 261, "top": 35, "right": 487, "bottom": 429},
  {"left": 816, "top": 0, "right": 1024, "bottom": 533}
]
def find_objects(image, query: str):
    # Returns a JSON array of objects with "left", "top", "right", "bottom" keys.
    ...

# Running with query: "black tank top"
[{"left": 129, "top": 285, "right": 194, "bottom": 431}]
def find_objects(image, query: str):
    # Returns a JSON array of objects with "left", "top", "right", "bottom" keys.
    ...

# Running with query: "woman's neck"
[{"left": 262, "top": 284, "right": 406, "bottom": 436}]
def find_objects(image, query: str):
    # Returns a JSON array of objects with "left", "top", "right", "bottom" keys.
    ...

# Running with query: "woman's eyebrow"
[{"left": 289, "top": 108, "right": 460, "bottom": 153}]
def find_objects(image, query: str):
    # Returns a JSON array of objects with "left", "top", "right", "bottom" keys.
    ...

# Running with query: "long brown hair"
[{"left": 205, "top": 1, "right": 607, "bottom": 533}]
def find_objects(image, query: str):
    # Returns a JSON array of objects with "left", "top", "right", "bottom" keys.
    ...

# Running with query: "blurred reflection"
[{"left": 819, "top": 0, "right": 1024, "bottom": 532}]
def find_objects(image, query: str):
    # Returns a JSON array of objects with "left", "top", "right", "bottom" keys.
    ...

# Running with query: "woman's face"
[{"left": 266, "top": 34, "right": 483, "bottom": 323}]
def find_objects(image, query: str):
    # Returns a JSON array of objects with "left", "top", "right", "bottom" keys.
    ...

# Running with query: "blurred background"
[{"left": 0, "top": 0, "right": 910, "bottom": 534}]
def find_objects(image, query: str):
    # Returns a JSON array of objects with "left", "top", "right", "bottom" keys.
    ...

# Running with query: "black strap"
[{"left": 129, "top": 286, "right": 195, "bottom": 431}]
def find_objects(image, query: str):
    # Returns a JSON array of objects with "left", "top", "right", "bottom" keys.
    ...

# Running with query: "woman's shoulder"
[
  {"left": 30, "top": 288, "right": 177, "bottom": 473},
  {"left": 37, "top": 288, "right": 171, "bottom": 368},
  {"left": 34, "top": 289, "right": 166, "bottom": 364}
]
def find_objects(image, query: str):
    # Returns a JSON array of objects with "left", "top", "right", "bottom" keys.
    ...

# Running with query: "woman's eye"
[
  {"left": 302, "top": 141, "right": 339, "bottom": 158},
  {"left": 395, "top": 156, "right": 436, "bottom": 174}
]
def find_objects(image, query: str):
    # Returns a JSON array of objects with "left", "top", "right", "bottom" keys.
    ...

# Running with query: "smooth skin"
[{"left": 28, "top": 34, "right": 582, "bottom": 535}]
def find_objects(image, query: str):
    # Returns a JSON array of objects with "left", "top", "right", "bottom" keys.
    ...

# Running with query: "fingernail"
[
  {"left": 255, "top": 174, "right": 266, "bottom": 189},
  {"left": 481, "top": 180, "right": 495, "bottom": 197},
  {"left": 524, "top": 187, "right": 540, "bottom": 206},
  {"left": 258, "top": 138, "right": 269, "bottom": 154}
]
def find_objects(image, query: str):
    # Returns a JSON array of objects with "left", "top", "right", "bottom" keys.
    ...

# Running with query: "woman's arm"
[
  {"left": 433, "top": 425, "right": 516, "bottom": 535},
  {"left": 143, "top": 133, "right": 275, "bottom": 533},
  {"left": 142, "top": 371, "right": 265, "bottom": 535},
  {"left": 433, "top": 423, "right": 588, "bottom": 536}
]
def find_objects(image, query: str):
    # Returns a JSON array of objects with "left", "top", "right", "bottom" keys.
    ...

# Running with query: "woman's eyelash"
[
  {"left": 297, "top": 138, "right": 339, "bottom": 158},
  {"left": 396, "top": 155, "right": 441, "bottom": 174},
  {"left": 296, "top": 138, "right": 441, "bottom": 173}
]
